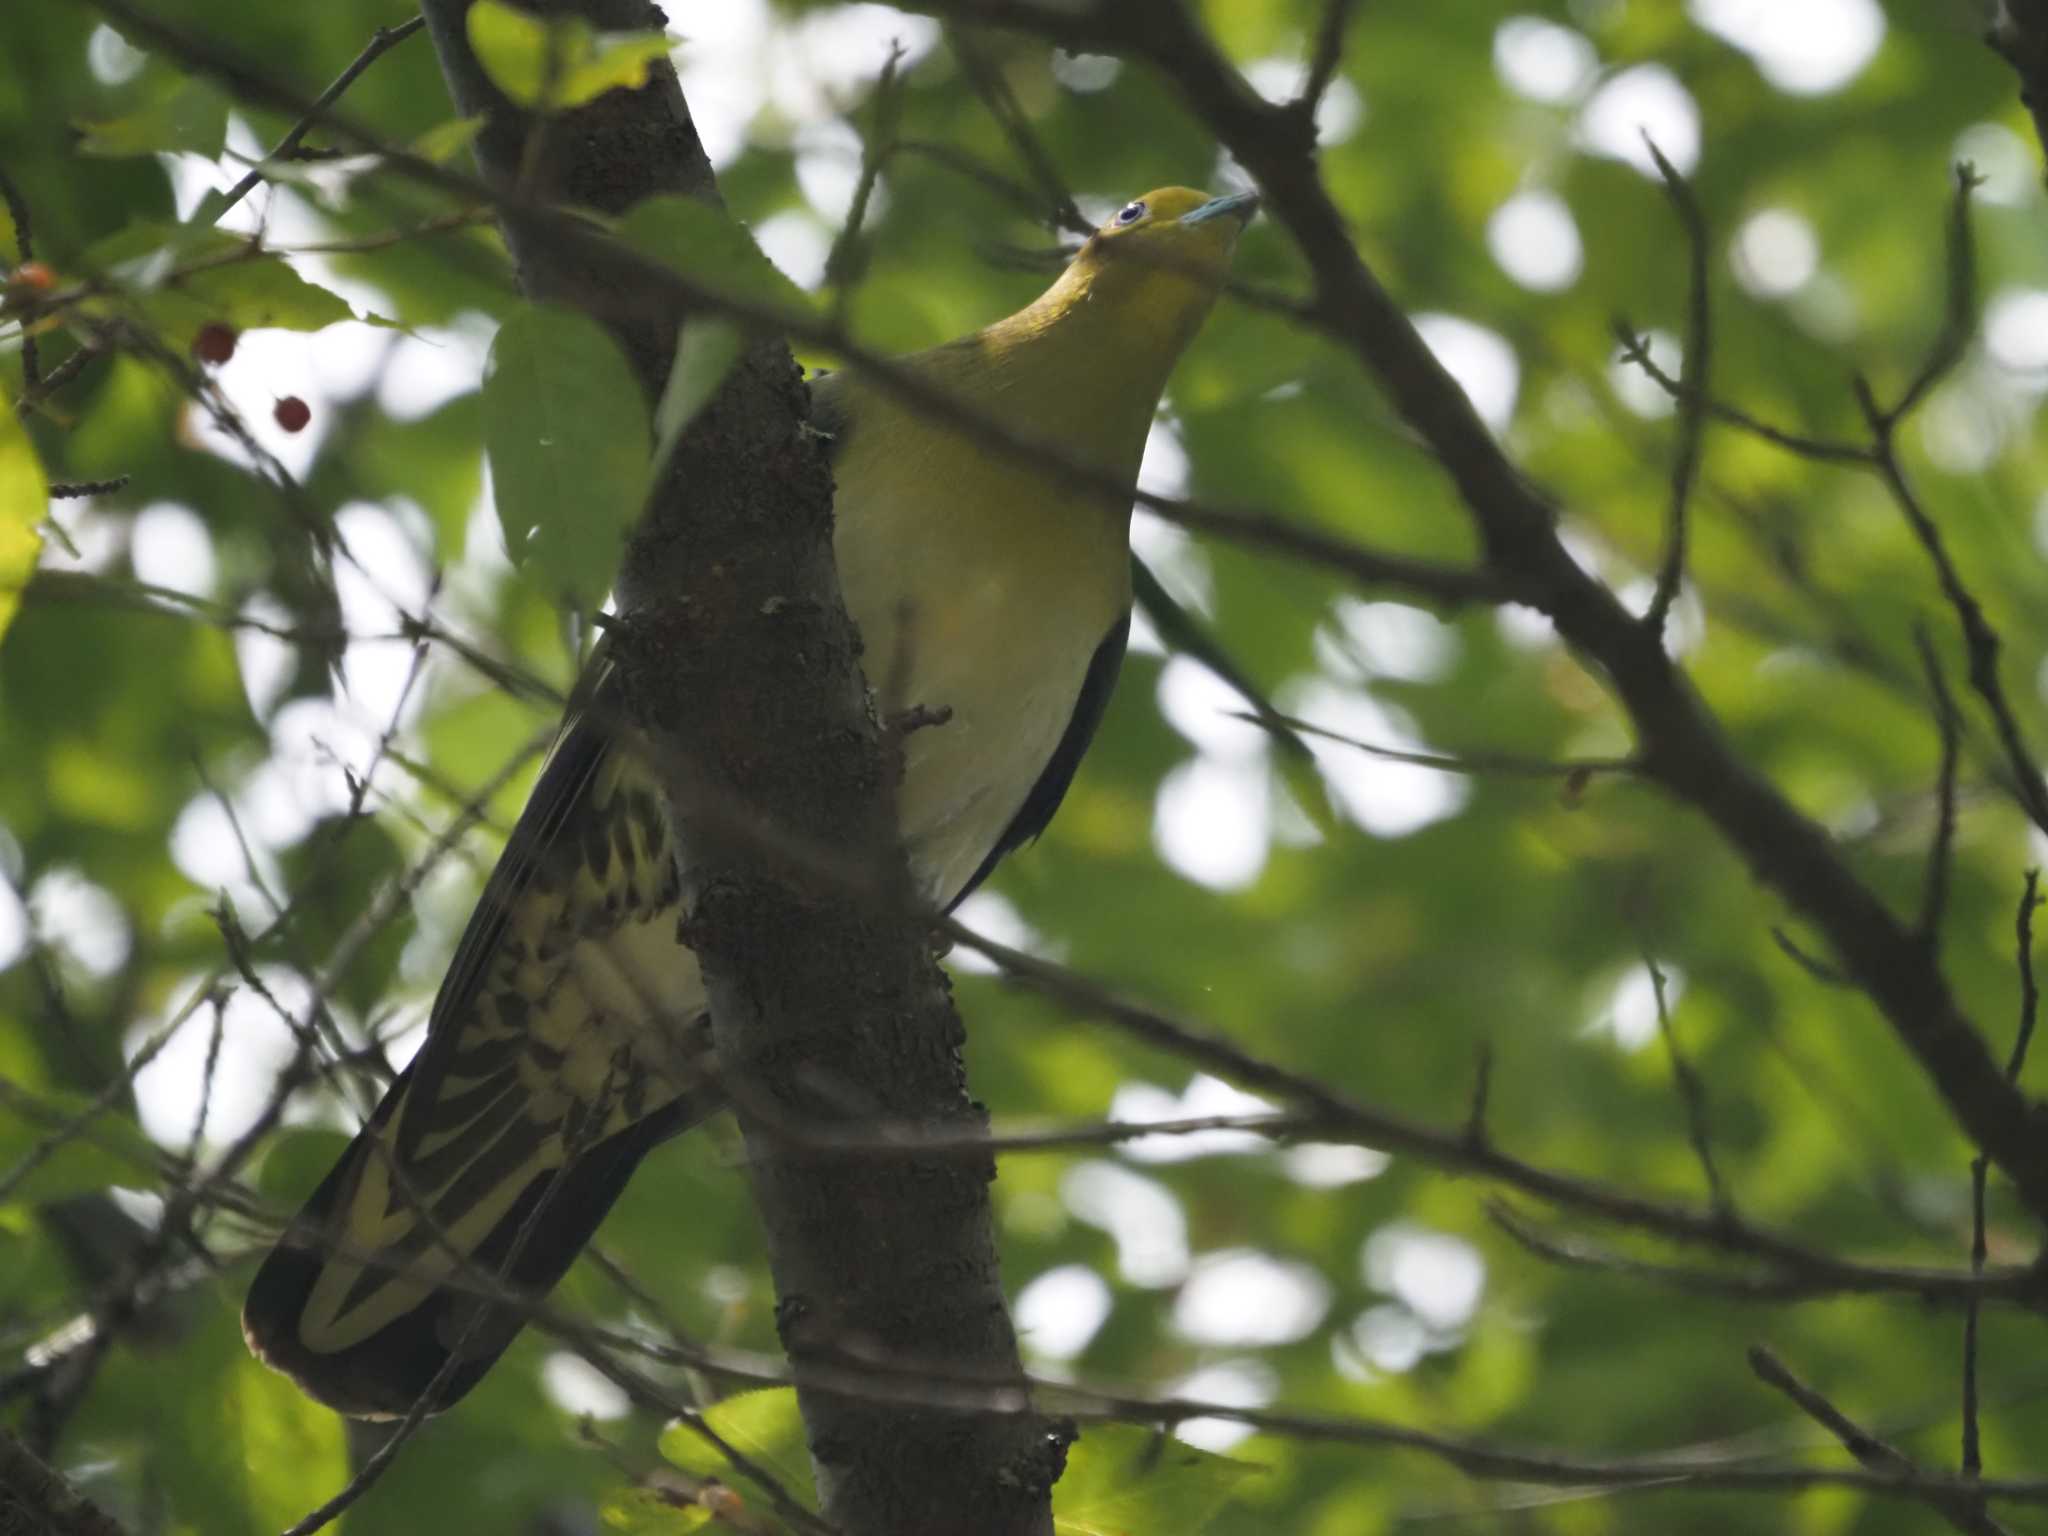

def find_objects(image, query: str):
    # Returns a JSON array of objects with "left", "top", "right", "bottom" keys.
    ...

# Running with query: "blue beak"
[{"left": 1181, "top": 190, "right": 1261, "bottom": 227}]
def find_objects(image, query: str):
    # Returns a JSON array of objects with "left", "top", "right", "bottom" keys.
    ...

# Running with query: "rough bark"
[
  {"left": 1, "top": 1429, "right": 129, "bottom": 1536},
  {"left": 413, "top": 4, "right": 1063, "bottom": 1531}
]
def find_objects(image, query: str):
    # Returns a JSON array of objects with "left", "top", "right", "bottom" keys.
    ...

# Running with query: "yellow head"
[
  {"left": 915, "top": 185, "right": 1256, "bottom": 475},
  {"left": 1045, "top": 186, "right": 1259, "bottom": 355}
]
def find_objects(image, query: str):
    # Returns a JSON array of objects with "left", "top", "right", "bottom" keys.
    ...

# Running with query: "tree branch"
[{"left": 0, "top": 1429, "right": 130, "bottom": 1536}]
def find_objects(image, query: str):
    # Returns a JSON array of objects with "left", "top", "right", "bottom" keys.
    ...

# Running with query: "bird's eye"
[{"left": 1113, "top": 200, "right": 1146, "bottom": 227}]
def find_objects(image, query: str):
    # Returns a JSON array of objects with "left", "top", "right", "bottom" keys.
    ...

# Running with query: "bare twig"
[
  {"left": 1916, "top": 626, "right": 1963, "bottom": 944},
  {"left": 1609, "top": 328, "right": 1870, "bottom": 467},
  {"left": 947, "top": 919, "right": 2048, "bottom": 1310},
  {"left": 1645, "top": 953, "right": 1726, "bottom": 1209},
  {"left": 1769, "top": 927, "right": 1851, "bottom": 988},
  {"left": 948, "top": 28, "right": 1091, "bottom": 236},
  {"left": 1750, "top": 1346, "right": 2010, "bottom": 1536},
  {"left": 1639, "top": 134, "right": 1710, "bottom": 636},
  {"left": 1299, "top": 0, "right": 1360, "bottom": 118},
  {"left": 1246, "top": 707, "right": 1637, "bottom": 780},
  {"left": 825, "top": 41, "right": 908, "bottom": 300},
  {"left": 1963, "top": 873, "right": 2048, "bottom": 1480},
  {"left": 13, "top": 338, "right": 101, "bottom": 418},
  {"left": 1885, "top": 163, "right": 1981, "bottom": 428},
  {"left": 0, "top": 159, "right": 42, "bottom": 390},
  {"left": 1989, "top": 0, "right": 2048, "bottom": 177},
  {"left": 213, "top": 16, "right": 426, "bottom": 222},
  {"left": 47, "top": 476, "right": 131, "bottom": 499}
]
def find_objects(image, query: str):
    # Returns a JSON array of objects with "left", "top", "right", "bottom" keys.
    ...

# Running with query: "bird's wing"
[
  {"left": 949, "top": 609, "right": 1130, "bottom": 909},
  {"left": 244, "top": 656, "right": 719, "bottom": 1415}
]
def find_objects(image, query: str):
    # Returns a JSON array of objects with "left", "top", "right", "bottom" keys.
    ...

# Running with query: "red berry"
[
  {"left": 8, "top": 261, "right": 55, "bottom": 293},
  {"left": 273, "top": 396, "right": 311, "bottom": 433},
  {"left": 193, "top": 323, "right": 238, "bottom": 365}
]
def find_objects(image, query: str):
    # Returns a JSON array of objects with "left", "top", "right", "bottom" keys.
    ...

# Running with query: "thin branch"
[
  {"left": 824, "top": 40, "right": 908, "bottom": 301},
  {"left": 1885, "top": 163, "right": 1981, "bottom": 428},
  {"left": 47, "top": 475, "right": 131, "bottom": 499},
  {"left": 1860, "top": 387, "right": 2048, "bottom": 838},
  {"left": 1750, "top": 1346, "right": 2011, "bottom": 1536},
  {"left": 1609, "top": 326, "right": 1871, "bottom": 467},
  {"left": 1640, "top": 134, "right": 1710, "bottom": 635},
  {"left": 2010, "top": 870, "right": 2042, "bottom": 1086},
  {"left": 948, "top": 27, "right": 1091, "bottom": 237},
  {"left": 1964, "top": 873, "right": 2048, "bottom": 1480},
  {"left": 1247, "top": 707, "right": 1637, "bottom": 781},
  {"left": 1769, "top": 927, "right": 1852, "bottom": 988},
  {"left": 0, "top": 159, "right": 42, "bottom": 390},
  {"left": 1298, "top": 0, "right": 1360, "bottom": 119},
  {"left": 1645, "top": 953, "right": 1727, "bottom": 1209},
  {"left": 213, "top": 16, "right": 426, "bottom": 223},
  {"left": 1988, "top": 0, "right": 2048, "bottom": 178},
  {"left": 947, "top": 920, "right": 2048, "bottom": 1310},
  {"left": 13, "top": 337, "right": 103, "bottom": 418},
  {"left": 564, "top": 1316, "right": 2048, "bottom": 1513},
  {"left": 1917, "top": 626, "right": 1963, "bottom": 944}
]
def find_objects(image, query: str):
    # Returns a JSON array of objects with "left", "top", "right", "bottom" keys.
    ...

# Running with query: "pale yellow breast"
[{"left": 826, "top": 379, "right": 1133, "bottom": 903}]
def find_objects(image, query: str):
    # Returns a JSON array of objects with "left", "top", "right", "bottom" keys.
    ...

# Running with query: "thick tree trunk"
[{"left": 411, "top": 3, "right": 1063, "bottom": 1531}]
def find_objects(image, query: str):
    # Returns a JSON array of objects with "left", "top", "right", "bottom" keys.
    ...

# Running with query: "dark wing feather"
[{"left": 245, "top": 657, "right": 718, "bottom": 1417}]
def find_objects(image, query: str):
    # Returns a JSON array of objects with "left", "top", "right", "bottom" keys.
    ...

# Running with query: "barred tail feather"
[{"left": 243, "top": 1081, "right": 709, "bottom": 1419}]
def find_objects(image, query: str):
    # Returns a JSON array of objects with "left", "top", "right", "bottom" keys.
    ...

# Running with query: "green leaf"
[
  {"left": 254, "top": 1126, "right": 353, "bottom": 1208},
  {"left": 658, "top": 1388, "right": 817, "bottom": 1514},
  {"left": 414, "top": 114, "right": 488, "bottom": 164},
  {"left": 0, "top": 401, "right": 46, "bottom": 650},
  {"left": 1053, "top": 1425, "right": 1260, "bottom": 1536},
  {"left": 119, "top": 1300, "right": 350, "bottom": 1536},
  {"left": 651, "top": 318, "right": 743, "bottom": 479},
  {"left": 619, "top": 194, "right": 816, "bottom": 321},
  {"left": 76, "top": 74, "right": 229, "bottom": 158},
  {"left": 482, "top": 302, "right": 651, "bottom": 614},
  {"left": 83, "top": 222, "right": 358, "bottom": 350},
  {"left": 0, "top": 1083, "right": 156, "bottom": 1207},
  {"left": 467, "top": 0, "right": 672, "bottom": 112}
]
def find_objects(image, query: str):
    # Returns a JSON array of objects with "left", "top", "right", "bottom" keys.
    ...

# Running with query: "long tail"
[{"left": 243, "top": 1075, "right": 711, "bottom": 1419}]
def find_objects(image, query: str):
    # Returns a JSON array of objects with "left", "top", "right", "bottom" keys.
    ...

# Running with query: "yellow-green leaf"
[
  {"left": 468, "top": 0, "right": 671, "bottom": 112},
  {"left": 414, "top": 114, "right": 488, "bottom": 164},
  {"left": 77, "top": 74, "right": 229, "bottom": 158},
  {"left": 620, "top": 194, "right": 816, "bottom": 323},
  {"left": 658, "top": 1388, "right": 817, "bottom": 1514},
  {"left": 1053, "top": 1424, "right": 1260, "bottom": 1536},
  {"left": 651, "top": 318, "right": 744, "bottom": 479},
  {"left": 0, "top": 1081, "right": 157, "bottom": 1208},
  {"left": 83, "top": 223, "right": 357, "bottom": 350},
  {"left": 0, "top": 401, "right": 46, "bottom": 649},
  {"left": 482, "top": 302, "right": 651, "bottom": 615}
]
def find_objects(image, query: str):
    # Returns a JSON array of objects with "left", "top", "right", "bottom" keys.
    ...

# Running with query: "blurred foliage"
[{"left": 5, "top": 1, "right": 2048, "bottom": 1533}]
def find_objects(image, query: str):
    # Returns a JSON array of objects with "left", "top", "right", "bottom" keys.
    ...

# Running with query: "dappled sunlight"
[
  {"left": 1487, "top": 189, "right": 1584, "bottom": 293},
  {"left": 1108, "top": 1073, "right": 1276, "bottom": 1163},
  {"left": 1578, "top": 65, "right": 1700, "bottom": 176},
  {"left": 1172, "top": 1249, "right": 1331, "bottom": 1348},
  {"left": 1015, "top": 1262, "right": 1112, "bottom": 1361},
  {"left": 1690, "top": 0, "right": 1884, "bottom": 96},
  {"left": 1492, "top": 16, "right": 1597, "bottom": 104},
  {"left": 1061, "top": 1159, "right": 1190, "bottom": 1289},
  {"left": 1412, "top": 312, "right": 1519, "bottom": 433},
  {"left": 1731, "top": 207, "right": 1819, "bottom": 299},
  {"left": 1362, "top": 1223, "right": 1486, "bottom": 1333}
]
